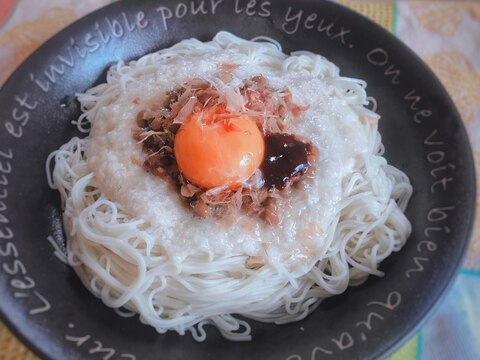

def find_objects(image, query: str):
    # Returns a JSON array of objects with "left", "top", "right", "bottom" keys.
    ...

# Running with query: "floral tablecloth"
[{"left": 0, "top": 0, "right": 479, "bottom": 359}]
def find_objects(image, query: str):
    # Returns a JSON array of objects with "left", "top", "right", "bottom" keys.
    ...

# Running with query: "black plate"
[{"left": 0, "top": 1, "right": 475, "bottom": 359}]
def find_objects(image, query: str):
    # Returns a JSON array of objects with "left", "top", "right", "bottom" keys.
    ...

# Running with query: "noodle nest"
[{"left": 47, "top": 32, "right": 412, "bottom": 341}]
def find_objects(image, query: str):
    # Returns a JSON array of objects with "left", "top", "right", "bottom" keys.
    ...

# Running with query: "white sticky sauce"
[{"left": 85, "top": 47, "right": 370, "bottom": 271}]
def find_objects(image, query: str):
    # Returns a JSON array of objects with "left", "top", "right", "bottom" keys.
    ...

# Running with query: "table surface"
[{"left": 0, "top": 1, "right": 479, "bottom": 359}]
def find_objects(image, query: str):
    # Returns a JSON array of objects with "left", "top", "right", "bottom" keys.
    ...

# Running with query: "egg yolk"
[{"left": 174, "top": 105, "right": 265, "bottom": 189}]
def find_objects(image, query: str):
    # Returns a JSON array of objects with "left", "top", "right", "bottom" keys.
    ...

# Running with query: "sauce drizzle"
[{"left": 262, "top": 133, "right": 314, "bottom": 190}]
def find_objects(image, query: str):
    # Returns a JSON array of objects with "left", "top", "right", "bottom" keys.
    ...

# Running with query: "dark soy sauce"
[{"left": 261, "top": 133, "right": 314, "bottom": 190}]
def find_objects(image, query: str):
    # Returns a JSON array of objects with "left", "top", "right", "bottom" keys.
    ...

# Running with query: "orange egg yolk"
[{"left": 174, "top": 105, "right": 265, "bottom": 189}]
